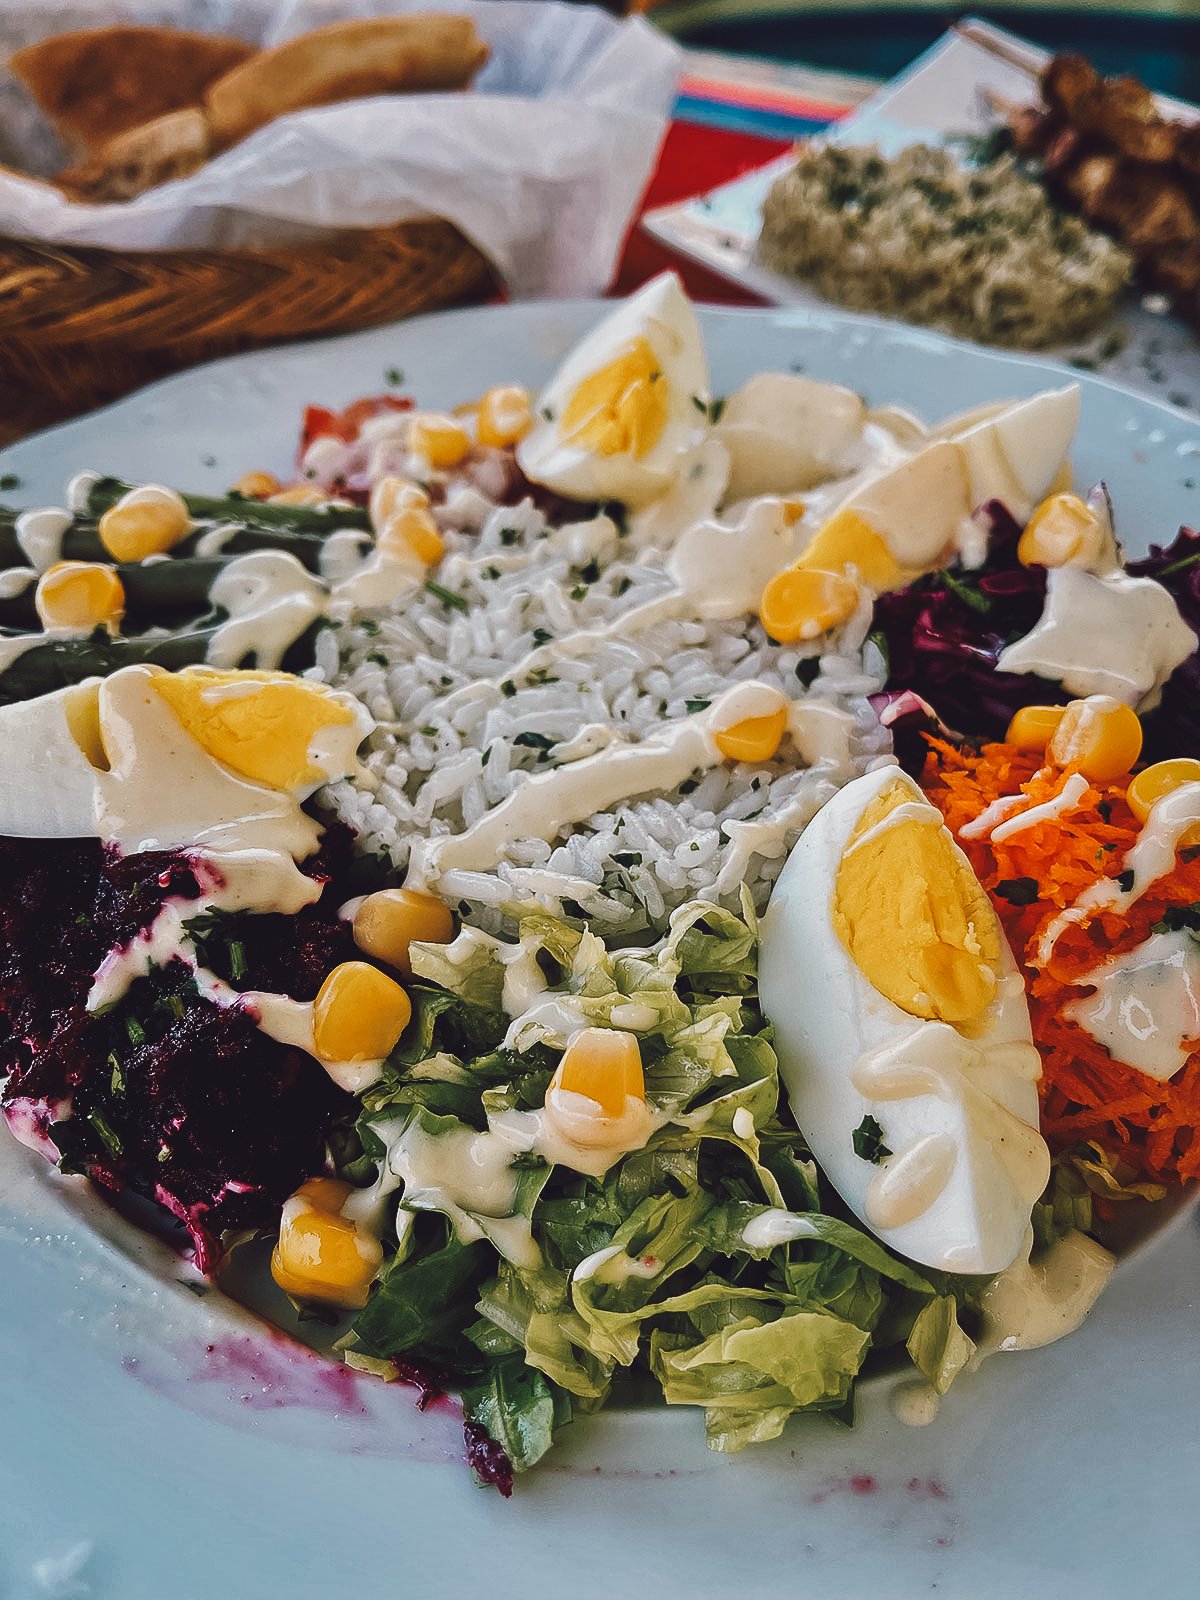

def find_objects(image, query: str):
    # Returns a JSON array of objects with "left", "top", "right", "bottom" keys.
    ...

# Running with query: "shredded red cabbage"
[{"left": 871, "top": 502, "right": 1200, "bottom": 756}]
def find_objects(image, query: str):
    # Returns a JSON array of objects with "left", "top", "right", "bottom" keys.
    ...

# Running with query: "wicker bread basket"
[{"left": 0, "top": 218, "right": 494, "bottom": 447}]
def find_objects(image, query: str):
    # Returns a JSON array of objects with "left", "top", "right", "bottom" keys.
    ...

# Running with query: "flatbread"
[
  {"left": 58, "top": 108, "right": 212, "bottom": 203},
  {"left": 204, "top": 15, "right": 488, "bottom": 149},
  {"left": 10, "top": 26, "right": 253, "bottom": 154}
]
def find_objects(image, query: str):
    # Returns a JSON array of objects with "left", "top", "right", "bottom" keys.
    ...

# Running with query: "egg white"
[
  {"left": 517, "top": 272, "right": 710, "bottom": 509},
  {"left": 759, "top": 765, "right": 1050, "bottom": 1274}
]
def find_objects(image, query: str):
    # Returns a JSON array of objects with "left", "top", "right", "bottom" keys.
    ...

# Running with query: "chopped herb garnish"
[
  {"left": 531, "top": 628, "right": 552, "bottom": 647},
  {"left": 866, "top": 631, "right": 890, "bottom": 674},
  {"left": 125, "top": 1016, "right": 146, "bottom": 1047},
  {"left": 108, "top": 1053, "right": 126, "bottom": 1096},
  {"left": 685, "top": 698, "right": 711, "bottom": 714},
  {"left": 500, "top": 527, "right": 520, "bottom": 547},
  {"left": 570, "top": 585, "right": 587, "bottom": 601},
  {"left": 708, "top": 396, "right": 726, "bottom": 425},
  {"left": 617, "top": 576, "right": 633, "bottom": 596},
  {"left": 420, "top": 725, "right": 438, "bottom": 737},
  {"left": 1096, "top": 798, "right": 1113, "bottom": 823},
  {"left": 852, "top": 1114, "right": 891, "bottom": 1165},
  {"left": 612, "top": 851, "right": 642, "bottom": 868},
  {"left": 679, "top": 777, "right": 699, "bottom": 795},
  {"left": 385, "top": 366, "right": 405, "bottom": 386},
  {"left": 228, "top": 940, "right": 248, "bottom": 983},
  {"left": 540, "top": 406, "right": 555, "bottom": 423},
  {"left": 500, "top": 679, "right": 516, "bottom": 698},
  {"left": 513, "top": 731, "right": 555, "bottom": 754},
  {"left": 426, "top": 579, "right": 469, "bottom": 612},
  {"left": 0, "top": 472, "right": 22, "bottom": 492},
  {"left": 794, "top": 658, "right": 821, "bottom": 689},
  {"left": 1115, "top": 869, "right": 1136, "bottom": 893},
  {"left": 938, "top": 568, "right": 991, "bottom": 614},
  {"left": 366, "top": 651, "right": 388, "bottom": 666},
  {"left": 1152, "top": 903, "right": 1200, "bottom": 934},
  {"left": 485, "top": 566, "right": 501, "bottom": 581},
  {"left": 482, "top": 745, "right": 492, "bottom": 767},
  {"left": 995, "top": 877, "right": 1040, "bottom": 906},
  {"left": 360, "top": 618, "right": 380, "bottom": 636},
  {"left": 88, "top": 1109, "right": 123, "bottom": 1158},
  {"left": 691, "top": 394, "right": 707, "bottom": 413}
]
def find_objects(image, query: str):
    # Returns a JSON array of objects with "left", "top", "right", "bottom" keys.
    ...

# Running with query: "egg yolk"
[
  {"left": 834, "top": 779, "right": 1001, "bottom": 1025},
  {"left": 559, "top": 337, "right": 669, "bottom": 460},
  {"left": 149, "top": 666, "right": 356, "bottom": 792}
]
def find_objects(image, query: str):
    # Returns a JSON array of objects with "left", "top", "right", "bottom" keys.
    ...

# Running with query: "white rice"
[{"left": 314, "top": 466, "right": 890, "bottom": 938}]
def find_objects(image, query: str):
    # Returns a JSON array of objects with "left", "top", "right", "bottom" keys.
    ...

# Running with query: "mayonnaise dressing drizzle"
[
  {"left": 405, "top": 680, "right": 790, "bottom": 889},
  {"left": 1065, "top": 929, "right": 1200, "bottom": 1082},
  {"left": 1036, "top": 782, "right": 1200, "bottom": 967}
]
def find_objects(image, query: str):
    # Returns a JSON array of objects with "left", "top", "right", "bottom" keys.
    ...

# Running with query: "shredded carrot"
[{"left": 921, "top": 736, "right": 1200, "bottom": 1187}]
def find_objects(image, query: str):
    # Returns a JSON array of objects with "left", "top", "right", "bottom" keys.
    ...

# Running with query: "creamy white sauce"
[
  {"left": 665, "top": 496, "right": 805, "bottom": 619},
  {"left": 1066, "top": 929, "right": 1200, "bottom": 1082},
  {"left": 958, "top": 791, "right": 1028, "bottom": 841},
  {"left": 406, "top": 680, "right": 788, "bottom": 889},
  {"left": 572, "top": 1242, "right": 665, "bottom": 1285},
  {"left": 1036, "top": 782, "right": 1200, "bottom": 966},
  {"left": 248, "top": 992, "right": 382, "bottom": 1095},
  {"left": 193, "top": 523, "right": 243, "bottom": 557},
  {"left": 997, "top": 566, "right": 1197, "bottom": 709},
  {"left": 379, "top": 1114, "right": 541, "bottom": 1270},
  {"left": 66, "top": 470, "right": 102, "bottom": 515},
  {"left": 890, "top": 1379, "right": 943, "bottom": 1427},
  {"left": 0, "top": 566, "right": 35, "bottom": 598},
  {"left": 15, "top": 507, "right": 71, "bottom": 572},
  {"left": 988, "top": 771, "right": 1091, "bottom": 844},
  {"left": 865, "top": 1132, "right": 959, "bottom": 1230},
  {"left": 207, "top": 552, "right": 326, "bottom": 670},
  {"left": 628, "top": 439, "right": 730, "bottom": 550},
  {"left": 978, "top": 1229, "right": 1115, "bottom": 1353}
]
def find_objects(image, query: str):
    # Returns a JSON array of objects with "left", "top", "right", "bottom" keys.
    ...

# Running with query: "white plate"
[
  {"left": 1, "top": 299, "right": 1199, "bottom": 1600},
  {"left": 643, "top": 19, "right": 1200, "bottom": 412}
]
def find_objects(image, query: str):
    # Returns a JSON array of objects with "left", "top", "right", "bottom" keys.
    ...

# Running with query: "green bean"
[{"left": 85, "top": 477, "right": 372, "bottom": 533}]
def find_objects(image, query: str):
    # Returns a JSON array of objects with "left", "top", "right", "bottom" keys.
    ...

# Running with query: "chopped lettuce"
[{"left": 336, "top": 900, "right": 1012, "bottom": 1476}]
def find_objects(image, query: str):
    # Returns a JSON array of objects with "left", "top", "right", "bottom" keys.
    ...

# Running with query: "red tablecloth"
[{"left": 613, "top": 120, "right": 792, "bottom": 305}]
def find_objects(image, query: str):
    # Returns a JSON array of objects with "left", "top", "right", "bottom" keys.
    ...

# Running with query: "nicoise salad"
[{"left": 2, "top": 275, "right": 1198, "bottom": 1491}]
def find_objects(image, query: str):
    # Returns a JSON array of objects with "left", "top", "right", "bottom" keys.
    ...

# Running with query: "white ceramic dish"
[
  {"left": 642, "top": 19, "right": 1200, "bottom": 412},
  {"left": 0, "top": 298, "right": 1198, "bottom": 1600}
]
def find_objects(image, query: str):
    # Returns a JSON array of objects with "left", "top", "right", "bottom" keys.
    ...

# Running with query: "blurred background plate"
[{"left": 643, "top": 17, "right": 1200, "bottom": 407}]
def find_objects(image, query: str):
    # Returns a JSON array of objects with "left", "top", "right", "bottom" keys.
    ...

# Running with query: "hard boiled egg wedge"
[
  {"left": 0, "top": 677, "right": 106, "bottom": 836},
  {"left": 802, "top": 385, "right": 1080, "bottom": 590},
  {"left": 759, "top": 766, "right": 1050, "bottom": 1275},
  {"left": 517, "top": 272, "right": 710, "bottom": 509}
]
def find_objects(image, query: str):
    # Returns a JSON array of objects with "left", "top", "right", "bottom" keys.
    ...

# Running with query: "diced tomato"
[{"left": 297, "top": 395, "right": 414, "bottom": 462}]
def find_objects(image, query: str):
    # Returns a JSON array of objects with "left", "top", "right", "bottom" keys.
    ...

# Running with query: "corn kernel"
[
  {"left": 267, "top": 485, "right": 327, "bottom": 507},
  {"left": 353, "top": 888, "right": 455, "bottom": 975},
  {"left": 312, "top": 961, "right": 412, "bottom": 1064},
  {"left": 477, "top": 385, "right": 534, "bottom": 449},
  {"left": 713, "top": 706, "right": 788, "bottom": 764},
  {"left": 1126, "top": 759, "right": 1200, "bottom": 827},
  {"left": 1018, "top": 493, "right": 1104, "bottom": 569},
  {"left": 759, "top": 565, "right": 860, "bottom": 643},
  {"left": 98, "top": 486, "right": 191, "bottom": 562},
  {"left": 230, "top": 470, "right": 281, "bottom": 500},
  {"left": 378, "top": 507, "right": 445, "bottom": 567},
  {"left": 1047, "top": 695, "right": 1143, "bottom": 783},
  {"left": 369, "top": 473, "right": 429, "bottom": 533},
  {"left": 1006, "top": 704, "right": 1066, "bottom": 752},
  {"left": 408, "top": 413, "right": 471, "bottom": 470},
  {"left": 555, "top": 1028, "right": 644, "bottom": 1118},
  {"left": 781, "top": 500, "right": 806, "bottom": 525},
  {"left": 270, "top": 1176, "right": 382, "bottom": 1309},
  {"left": 798, "top": 508, "right": 904, "bottom": 591},
  {"left": 35, "top": 561, "right": 125, "bottom": 632}
]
